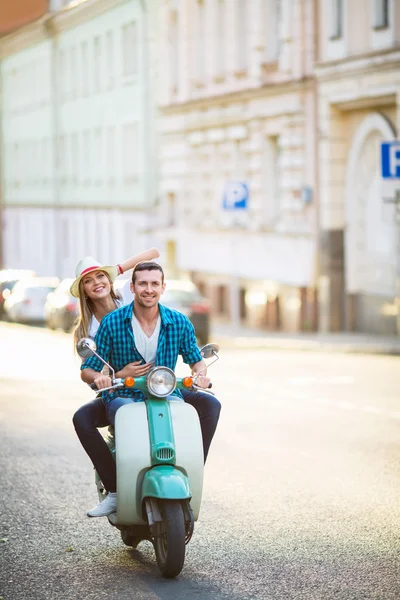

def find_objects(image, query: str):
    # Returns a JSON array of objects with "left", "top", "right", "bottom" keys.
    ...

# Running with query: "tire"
[{"left": 154, "top": 500, "right": 186, "bottom": 578}]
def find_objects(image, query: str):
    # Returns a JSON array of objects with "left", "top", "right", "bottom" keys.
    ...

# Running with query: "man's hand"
[
  {"left": 195, "top": 375, "right": 211, "bottom": 389},
  {"left": 117, "top": 361, "right": 154, "bottom": 379},
  {"left": 93, "top": 375, "right": 112, "bottom": 390}
]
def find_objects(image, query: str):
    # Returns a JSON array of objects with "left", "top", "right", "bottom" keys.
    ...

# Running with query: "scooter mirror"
[
  {"left": 200, "top": 343, "right": 220, "bottom": 359},
  {"left": 76, "top": 337, "right": 97, "bottom": 359}
]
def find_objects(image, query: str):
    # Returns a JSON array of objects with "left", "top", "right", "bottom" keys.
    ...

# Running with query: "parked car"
[
  {"left": 4, "top": 276, "right": 59, "bottom": 324},
  {"left": 163, "top": 280, "right": 210, "bottom": 345},
  {"left": 0, "top": 269, "right": 35, "bottom": 317},
  {"left": 44, "top": 278, "right": 79, "bottom": 332}
]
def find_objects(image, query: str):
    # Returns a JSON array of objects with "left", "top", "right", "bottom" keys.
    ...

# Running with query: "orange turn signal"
[
  {"left": 182, "top": 376, "right": 193, "bottom": 388},
  {"left": 124, "top": 377, "right": 135, "bottom": 388}
]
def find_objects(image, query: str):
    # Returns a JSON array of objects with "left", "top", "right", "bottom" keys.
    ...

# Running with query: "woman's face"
[{"left": 82, "top": 270, "right": 111, "bottom": 301}]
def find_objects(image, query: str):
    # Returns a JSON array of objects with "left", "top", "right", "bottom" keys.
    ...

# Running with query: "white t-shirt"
[
  {"left": 131, "top": 312, "right": 161, "bottom": 364},
  {"left": 88, "top": 297, "right": 123, "bottom": 339}
]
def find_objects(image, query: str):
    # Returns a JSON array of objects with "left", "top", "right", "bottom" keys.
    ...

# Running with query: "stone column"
[{"left": 317, "top": 101, "right": 347, "bottom": 332}]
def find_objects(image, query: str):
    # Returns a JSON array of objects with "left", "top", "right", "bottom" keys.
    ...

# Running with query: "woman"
[
  {"left": 71, "top": 251, "right": 221, "bottom": 518},
  {"left": 71, "top": 248, "right": 161, "bottom": 516}
]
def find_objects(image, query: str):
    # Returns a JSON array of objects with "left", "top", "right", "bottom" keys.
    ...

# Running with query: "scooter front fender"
[{"left": 142, "top": 465, "right": 191, "bottom": 501}]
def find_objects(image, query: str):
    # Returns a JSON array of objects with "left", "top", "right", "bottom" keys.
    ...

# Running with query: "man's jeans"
[{"left": 73, "top": 390, "right": 221, "bottom": 493}]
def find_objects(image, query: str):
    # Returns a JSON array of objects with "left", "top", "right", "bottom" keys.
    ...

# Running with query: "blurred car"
[
  {"left": 4, "top": 276, "right": 59, "bottom": 324},
  {"left": 44, "top": 278, "right": 79, "bottom": 332},
  {"left": 163, "top": 280, "right": 210, "bottom": 345},
  {"left": 0, "top": 269, "right": 35, "bottom": 317},
  {"left": 113, "top": 277, "right": 210, "bottom": 344}
]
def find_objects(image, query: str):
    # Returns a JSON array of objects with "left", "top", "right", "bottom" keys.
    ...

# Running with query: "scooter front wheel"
[{"left": 154, "top": 499, "right": 186, "bottom": 578}]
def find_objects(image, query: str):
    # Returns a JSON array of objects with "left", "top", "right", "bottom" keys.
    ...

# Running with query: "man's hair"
[{"left": 131, "top": 261, "right": 164, "bottom": 284}]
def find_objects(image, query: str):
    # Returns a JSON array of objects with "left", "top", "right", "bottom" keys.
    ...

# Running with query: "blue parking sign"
[
  {"left": 381, "top": 141, "right": 400, "bottom": 179},
  {"left": 222, "top": 181, "right": 249, "bottom": 210}
]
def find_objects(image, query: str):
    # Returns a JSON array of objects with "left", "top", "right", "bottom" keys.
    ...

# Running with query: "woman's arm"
[{"left": 117, "top": 247, "right": 160, "bottom": 275}]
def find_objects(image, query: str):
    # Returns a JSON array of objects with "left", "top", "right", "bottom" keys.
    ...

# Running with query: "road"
[{"left": 0, "top": 322, "right": 399, "bottom": 600}]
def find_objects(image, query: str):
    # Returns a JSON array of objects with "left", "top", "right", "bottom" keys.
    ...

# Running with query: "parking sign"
[
  {"left": 381, "top": 141, "right": 400, "bottom": 179},
  {"left": 222, "top": 181, "right": 249, "bottom": 210}
]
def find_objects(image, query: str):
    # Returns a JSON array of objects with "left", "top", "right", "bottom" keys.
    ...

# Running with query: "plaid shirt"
[{"left": 81, "top": 301, "right": 202, "bottom": 403}]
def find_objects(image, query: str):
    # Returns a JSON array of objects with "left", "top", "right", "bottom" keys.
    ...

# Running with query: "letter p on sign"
[{"left": 381, "top": 141, "right": 400, "bottom": 179}]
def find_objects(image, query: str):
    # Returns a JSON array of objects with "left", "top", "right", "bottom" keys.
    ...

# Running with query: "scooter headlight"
[{"left": 147, "top": 367, "right": 176, "bottom": 398}]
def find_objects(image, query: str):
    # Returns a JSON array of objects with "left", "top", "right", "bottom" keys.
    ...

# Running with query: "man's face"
[{"left": 130, "top": 269, "right": 165, "bottom": 308}]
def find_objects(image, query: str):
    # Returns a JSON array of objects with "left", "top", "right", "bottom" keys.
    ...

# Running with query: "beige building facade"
[
  {"left": 316, "top": 0, "right": 400, "bottom": 334},
  {"left": 158, "top": 0, "right": 400, "bottom": 335},
  {"left": 158, "top": 0, "right": 319, "bottom": 332}
]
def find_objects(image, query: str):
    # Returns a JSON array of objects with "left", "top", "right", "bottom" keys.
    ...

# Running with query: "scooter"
[{"left": 76, "top": 338, "right": 219, "bottom": 578}]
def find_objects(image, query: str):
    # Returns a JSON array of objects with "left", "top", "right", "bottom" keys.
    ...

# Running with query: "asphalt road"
[{"left": 0, "top": 322, "right": 399, "bottom": 600}]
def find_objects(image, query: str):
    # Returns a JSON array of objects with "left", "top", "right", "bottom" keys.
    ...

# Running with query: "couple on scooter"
[{"left": 71, "top": 248, "right": 221, "bottom": 518}]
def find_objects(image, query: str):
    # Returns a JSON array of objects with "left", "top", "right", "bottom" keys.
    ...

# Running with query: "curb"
[{"left": 212, "top": 335, "right": 400, "bottom": 356}]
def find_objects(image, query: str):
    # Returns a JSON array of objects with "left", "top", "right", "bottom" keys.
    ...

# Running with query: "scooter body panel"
[
  {"left": 114, "top": 399, "right": 204, "bottom": 526},
  {"left": 141, "top": 465, "right": 190, "bottom": 499},
  {"left": 170, "top": 401, "right": 204, "bottom": 520}
]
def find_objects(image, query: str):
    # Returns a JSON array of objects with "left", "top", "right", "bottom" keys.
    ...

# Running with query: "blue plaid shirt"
[{"left": 81, "top": 301, "right": 202, "bottom": 403}]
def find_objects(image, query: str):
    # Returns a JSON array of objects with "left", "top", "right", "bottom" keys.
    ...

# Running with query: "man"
[{"left": 80, "top": 261, "right": 221, "bottom": 517}]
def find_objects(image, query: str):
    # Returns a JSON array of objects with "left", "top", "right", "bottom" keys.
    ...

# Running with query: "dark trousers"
[{"left": 73, "top": 390, "right": 221, "bottom": 493}]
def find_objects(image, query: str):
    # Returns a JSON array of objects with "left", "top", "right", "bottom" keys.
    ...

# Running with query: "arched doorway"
[{"left": 345, "top": 112, "right": 397, "bottom": 334}]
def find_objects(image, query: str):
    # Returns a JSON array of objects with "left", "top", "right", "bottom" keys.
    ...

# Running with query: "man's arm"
[
  {"left": 81, "top": 367, "right": 111, "bottom": 389},
  {"left": 178, "top": 316, "right": 210, "bottom": 389},
  {"left": 189, "top": 359, "right": 211, "bottom": 389}
]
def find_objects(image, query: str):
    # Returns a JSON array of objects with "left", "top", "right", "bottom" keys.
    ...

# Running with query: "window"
[
  {"left": 106, "top": 30, "right": 114, "bottom": 88},
  {"left": 264, "top": 0, "right": 281, "bottom": 62},
  {"left": 196, "top": 0, "right": 206, "bottom": 82},
  {"left": 214, "top": 0, "right": 225, "bottom": 78},
  {"left": 93, "top": 35, "right": 102, "bottom": 92},
  {"left": 122, "top": 123, "right": 137, "bottom": 183},
  {"left": 71, "top": 133, "right": 78, "bottom": 184},
  {"left": 106, "top": 127, "right": 116, "bottom": 186},
  {"left": 373, "top": 0, "right": 389, "bottom": 28},
  {"left": 82, "top": 131, "right": 91, "bottom": 183},
  {"left": 122, "top": 22, "right": 138, "bottom": 77},
  {"left": 330, "top": 0, "right": 343, "bottom": 39},
  {"left": 58, "top": 49, "right": 66, "bottom": 100},
  {"left": 81, "top": 41, "right": 89, "bottom": 95},
  {"left": 94, "top": 128, "right": 102, "bottom": 184},
  {"left": 70, "top": 46, "right": 77, "bottom": 98},
  {"left": 235, "top": 0, "right": 247, "bottom": 72},
  {"left": 168, "top": 11, "right": 179, "bottom": 94}
]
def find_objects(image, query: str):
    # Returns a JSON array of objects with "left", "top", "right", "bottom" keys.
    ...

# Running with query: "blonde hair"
[{"left": 72, "top": 271, "right": 120, "bottom": 347}]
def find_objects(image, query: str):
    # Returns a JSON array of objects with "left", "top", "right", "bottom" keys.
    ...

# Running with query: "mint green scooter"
[{"left": 77, "top": 338, "right": 219, "bottom": 578}]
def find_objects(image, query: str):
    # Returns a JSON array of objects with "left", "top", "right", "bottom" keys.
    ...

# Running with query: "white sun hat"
[{"left": 70, "top": 256, "right": 118, "bottom": 298}]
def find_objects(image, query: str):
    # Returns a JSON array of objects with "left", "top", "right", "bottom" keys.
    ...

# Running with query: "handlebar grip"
[
  {"left": 207, "top": 382, "right": 212, "bottom": 389},
  {"left": 90, "top": 383, "right": 98, "bottom": 391}
]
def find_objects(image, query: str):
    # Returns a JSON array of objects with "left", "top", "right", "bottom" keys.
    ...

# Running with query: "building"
[
  {"left": 0, "top": 0, "right": 159, "bottom": 279},
  {"left": 316, "top": 0, "right": 400, "bottom": 334},
  {"left": 157, "top": 0, "right": 319, "bottom": 332},
  {"left": 0, "top": 0, "right": 48, "bottom": 35}
]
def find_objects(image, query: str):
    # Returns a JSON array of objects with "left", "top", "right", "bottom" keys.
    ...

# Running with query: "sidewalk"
[{"left": 211, "top": 322, "right": 400, "bottom": 356}]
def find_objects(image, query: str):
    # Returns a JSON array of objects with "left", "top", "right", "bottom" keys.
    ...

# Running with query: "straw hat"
[{"left": 70, "top": 257, "right": 118, "bottom": 298}]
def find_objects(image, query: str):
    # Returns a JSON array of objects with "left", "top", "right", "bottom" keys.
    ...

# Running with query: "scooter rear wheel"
[{"left": 154, "top": 500, "right": 186, "bottom": 578}]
